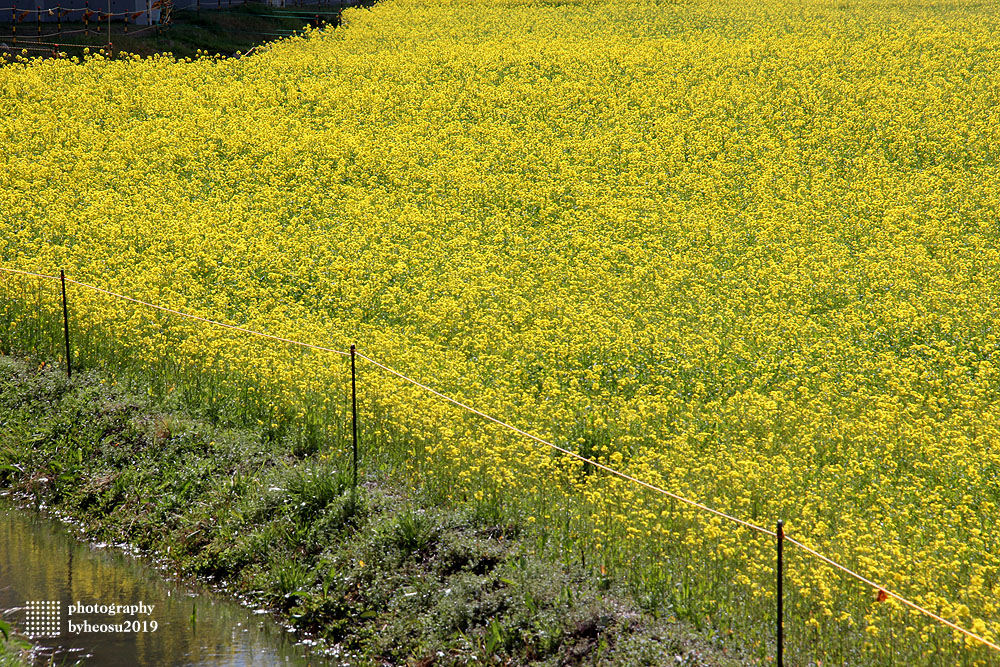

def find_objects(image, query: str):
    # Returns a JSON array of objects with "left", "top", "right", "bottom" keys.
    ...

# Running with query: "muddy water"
[{"left": 0, "top": 502, "right": 327, "bottom": 666}]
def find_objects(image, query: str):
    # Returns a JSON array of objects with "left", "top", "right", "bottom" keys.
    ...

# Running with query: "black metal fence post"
[
  {"left": 777, "top": 519, "right": 785, "bottom": 667},
  {"left": 351, "top": 343, "right": 358, "bottom": 491},
  {"left": 60, "top": 269, "right": 71, "bottom": 379}
]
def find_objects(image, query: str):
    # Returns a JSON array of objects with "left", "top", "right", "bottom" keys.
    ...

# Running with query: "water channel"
[{"left": 0, "top": 500, "right": 328, "bottom": 666}]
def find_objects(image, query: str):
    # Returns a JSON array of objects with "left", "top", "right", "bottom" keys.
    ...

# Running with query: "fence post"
[
  {"left": 777, "top": 519, "right": 784, "bottom": 667},
  {"left": 60, "top": 269, "right": 72, "bottom": 379},
  {"left": 351, "top": 343, "right": 358, "bottom": 491}
]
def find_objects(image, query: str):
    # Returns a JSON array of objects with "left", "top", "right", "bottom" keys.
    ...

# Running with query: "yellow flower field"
[{"left": 2, "top": 0, "right": 1000, "bottom": 663}]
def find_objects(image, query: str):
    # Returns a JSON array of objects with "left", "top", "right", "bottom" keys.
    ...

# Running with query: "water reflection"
[{"left": 0, "top": 503, "right": 326, "bottom": 666}]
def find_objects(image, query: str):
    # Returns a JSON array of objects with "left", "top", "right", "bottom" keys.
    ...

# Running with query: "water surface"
[{"left": 0, "top": 501, "right": 326, "bottom": 666}]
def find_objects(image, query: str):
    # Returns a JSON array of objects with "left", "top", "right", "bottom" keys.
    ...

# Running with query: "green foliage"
[
  {"left": 389, "top": 509, "right": 436, "bottom": 558},
  {"left": 284, "top": 463, "right": 353, "bottom": 520},
  {"left": 0, "top": 622, "right": 31, "bottom": 667}
]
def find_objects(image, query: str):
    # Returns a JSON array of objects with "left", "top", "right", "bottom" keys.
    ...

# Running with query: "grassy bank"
[{"left": 0, "top": 355, "right": 745, "bottom": 665}]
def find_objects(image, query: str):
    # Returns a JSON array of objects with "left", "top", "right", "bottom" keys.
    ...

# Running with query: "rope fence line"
[
  {"left": 63, "top": 276, "right": 351, "bottom": 357},
  {"left": 4, "top": 29, "right": 108, "bottom": 45},
  {"left": 0, "top": 6, "right": 136, "bottom": 15},
  {"left": 0, "top": 267, "right": 59, "bottom": 281},
  {"left": 0, "top": 2, "right": 346, "bottom": 13},
  {"left": 2, "top": 40, "right": 88, "bottom": 51},
  {"left": 355, "top": 351, "right": 775, "bottom": 538},
  {"left": 27, "top": 27, "right": 94, "bottom": 38},
  {"left": 785, "top": 536, "right": 1000, "bottom": 653},
  {"left": 2, "top": 23, "right": 311, "bottom": 52},
  {"left": 2, "top": 264, "right": 999, "bottom": 657},
  {"left": 0, "top": 268, "right": 348, "bottom": 356},
  {"left": 119, "top": 22, "right": 158, "bottom": 35},
  {"left": 356, "top": 351, "right": 1000, "bottom": 654}
]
